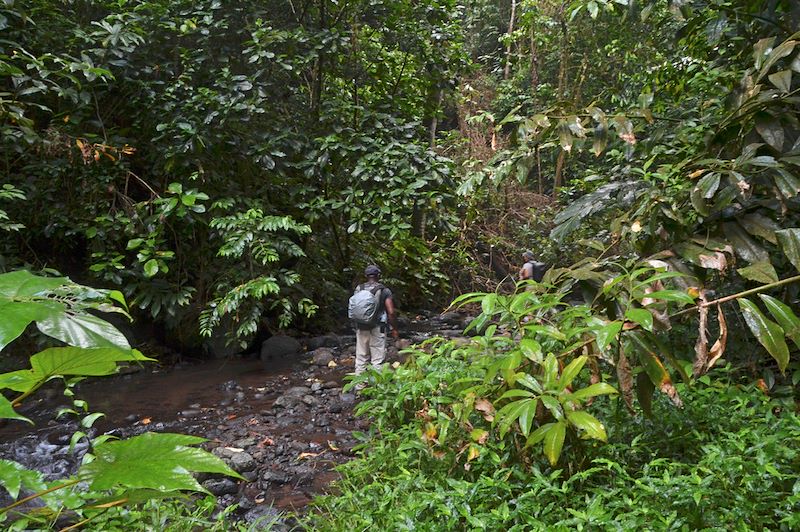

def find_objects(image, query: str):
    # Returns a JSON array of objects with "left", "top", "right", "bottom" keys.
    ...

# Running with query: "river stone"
[
  {"left": 284, "top": 385, "right": 311, "bottom": 397},
  {"left": 322, "top": 381, "right": 339, "bottom": 389},
  {"left": 229, "top": 451, "right": 257, "bottom": 473},
  {"left": 305, "top": 335, "right": 341, "bottom": 350},
  {"left": 260, "top": 335, "right": 302, "bottom": 365},
  {"left": 438, "top": 311, "right": 466, "bottom": 326},
  {"left": 202, "top": 478, "right": 239, "bottom": 496},
  {"left": 302, "top": 394, "right": 319, "bottom": 406},
  {"left": 311, "top": 348, "right": 334, "bottom": 366}
]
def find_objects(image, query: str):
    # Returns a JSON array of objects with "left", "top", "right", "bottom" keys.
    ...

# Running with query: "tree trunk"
[{"left": 504, "top": 0, "right": 517, "bottom": 80}]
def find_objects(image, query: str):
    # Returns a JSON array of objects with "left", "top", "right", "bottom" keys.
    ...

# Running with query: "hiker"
[
  {"left": 348, "top": 265, "right": 399, "bottom": 375},
  {"left": 519, "top": 251, "right": 546, "bottom": 282}
]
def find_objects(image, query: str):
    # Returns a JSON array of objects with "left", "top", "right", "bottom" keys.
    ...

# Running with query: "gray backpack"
[{"left": 348, "top": 284, "right": 384, "bottom": 326}]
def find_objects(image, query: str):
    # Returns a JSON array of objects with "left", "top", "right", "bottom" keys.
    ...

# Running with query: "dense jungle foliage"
[{"left": 1, "top": 0, "right": 800, "bottom": 529}]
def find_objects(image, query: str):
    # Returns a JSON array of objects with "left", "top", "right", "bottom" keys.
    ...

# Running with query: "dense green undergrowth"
[{"left": 304, "top": 351, "right": 800, "bottom": 531}]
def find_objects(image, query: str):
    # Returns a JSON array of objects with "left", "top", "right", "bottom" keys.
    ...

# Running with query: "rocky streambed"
[{"left": 0, "top": 312, "right": 471, "bottom": 527}]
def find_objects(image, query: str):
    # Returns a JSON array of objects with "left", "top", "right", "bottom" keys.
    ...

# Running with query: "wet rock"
[
  {"left": 339, "top": 393, "right": 356, "bottom": 404},
  {"left": 322, "top": 381, "right": 339, "bottom": 389},
  {"left": 288, "top": 465, "right": 316, "bottom": 486},
  {"left": 229, "top": 451, "right": 257, "bottom": 473},
  {"left": 328, "top": 402, "right": 343, "bottom": 414},
  {"left": 261, "top": 470, "right": 290, "bottom": 485},
  {"left": 438, "top": 311, "right": 466, "bottom": 326},
  {"left": 243, "top": 505, "right": 284, "bottom": 527},
  {"left": 302, "top": 395, "right": 319, "bottom": 406},
  {"left": 311, "top": 348, "right": 334, "bottom": 366},
  {"left": 260, "top": 336, "right": 302, "bottom": 366},
  {"left": 305, "top": 335, "right": 341, "bottom": 351},
  {"left": 310, "top": 382, "right": 323, "bottom": 392},
  {"left": 221, "top": 380, "right": 241, "bottom": 391},
  {"left": 233, "top": 437, "right": 258, "bottom": 449},
  {"left": 202, "top": 478, "right": 239, "bottom": 496},
  {"left": 285, "top": 386, "right": 311, "bottom": 397}
]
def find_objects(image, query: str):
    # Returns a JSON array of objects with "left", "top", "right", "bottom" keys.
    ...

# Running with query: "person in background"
[
  {"left": 519, "top": 251, "right": 547, "bottom": 282},
  {"left": 352, "top": 265, "right": 398, "bottom": 375}
]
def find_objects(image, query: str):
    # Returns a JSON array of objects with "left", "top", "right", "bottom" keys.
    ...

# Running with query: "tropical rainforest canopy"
[{"left": 1, "top": 0, "right": 800, "bottom": 529}]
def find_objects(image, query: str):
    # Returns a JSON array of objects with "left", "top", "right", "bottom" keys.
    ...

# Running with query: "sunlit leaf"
[
  {"left": 624, "top": 308, "right": 654, "bottom": 331},
  {"left": 759, "top": 294, "right": 800, "bottom": 350},
  {"left": 566, "top": 410, "right": 606, "bottom": 441},
  {"left": 569, "top": 382, "right": 618, "bottom": 401},
  {"left": 558, "top": 355, "right": 587, "bottom": 390},
  {"left": 543, "top": 420, "right": 566, "bottom": 465},
  {"left": 738, "top": 298, "right": 790, "bottom": 372},
  {"left": 593, "top": 321, "right": 622, "bottom": 352}
]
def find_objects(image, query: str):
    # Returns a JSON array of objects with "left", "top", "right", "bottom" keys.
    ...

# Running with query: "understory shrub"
[{"left": 304, "top": 353, "right": 800, "bottom": 531}]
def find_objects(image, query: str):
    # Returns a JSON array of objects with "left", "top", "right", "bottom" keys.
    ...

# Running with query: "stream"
[{"left": 0, "top": 312, "right": 469, "bottom": 526}]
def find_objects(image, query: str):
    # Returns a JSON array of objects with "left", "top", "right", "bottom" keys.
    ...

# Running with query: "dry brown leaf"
[
  {"left": 693, "top": 291, "right": 709, "bottom": 377},
  {"left": 698, "top": 252, "right": 727, "bottom": 271},
  {"left": 706, "top": 304, "right": 728, "bottom": 371},
  {"left": 258, "top": 437, "right": 274, "bottom": 447},
  {"left": 660, "top": 381, "right": 683, "bottom": 407},
  {"left": 474, "top": 398, "right": 495, "bottom": 422},
  {"left": 327, "top": 440, "right": 339, "bottom": 451},
  {"left": 140, "top": 417, "right": 151, "bottom": 425},
  {"left": 298, "top": 452, "right": 322, "bottom": 460},
  {"left": 617, "top": 350, "right": 634, "bottom": 412}
]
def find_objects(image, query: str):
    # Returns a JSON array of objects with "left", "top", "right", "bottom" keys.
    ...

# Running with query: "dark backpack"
[
  {"left": 348, "top": 283, "right": 384, "bottom": 326},
  {"left": 527, "top": 261, "right": 547, "bottom": 282}
]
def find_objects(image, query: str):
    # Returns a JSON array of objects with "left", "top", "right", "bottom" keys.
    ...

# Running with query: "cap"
[
  {"left": 364, "top": 265, "right": 381, "bottom": 276},
  {"left": 523, "top": 251, "right": 535, "bottom": 261}
]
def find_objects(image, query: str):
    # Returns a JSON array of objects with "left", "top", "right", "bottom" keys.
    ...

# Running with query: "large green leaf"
[
  {"left": 0, "top": 460, "right": 46, "bottom": 499},
  {"left": 738, "top": 261, "right": 779, "bottom": 284},
  {"left": 30, "top": 347, "right": 151, "bottom": 379},
  {"left": 566, "top": 410, "right": 606, "bottom": 441},
  {"left": 543, "top": 420, "right": 566, "bottom": 466},
  {"left": 723, "top": 222, "right": 769, "bottom": 264},
  {"left": 624, "top": 308, "right": 654, "bottom": 332},
  {"left": 593, "top": 321, "right": 622, "bottom": 352},
  {"left": 0, "top": 395, "right": 31, "bottom": 423},
  {"left": 0, "top": 370, "right": 41, "bottom": 393},
  {"left": 558, "top": 355, "right": 587, "bottom": 391},
  {"left": 82, "top": 433, "right": 243, "bottom": 492},
  {"left": 37, "top": 313, "right": 130, "bottom": 349},
  {"left": 739, "top": 212, "right": 779, "bottom": 244},
  {"left": 0, "top": 301, "right": 50, "bottom": 352},
  {"left": 738, "top": 298, "right": 790, "bottom": 372},
  {"left": 569, "top": 382, "right": 618, "bottom": 401},
  {"left": 0, "top": 270, "right": 69, "bottom": 298},
  {"left": 776, "top": 229, "right": 800, "bottom": 272},
  {"left": 759, "top": 295, "right": 800, "bottom": 350}
]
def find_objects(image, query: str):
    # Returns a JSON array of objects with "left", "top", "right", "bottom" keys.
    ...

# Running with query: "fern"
[{"left": 203, "top": 206, "right": 314, "bottom": 343}]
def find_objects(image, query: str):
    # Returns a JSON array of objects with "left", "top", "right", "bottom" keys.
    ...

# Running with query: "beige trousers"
[{"left": 355, "top": 325, "right": 386, "bottom": 375}]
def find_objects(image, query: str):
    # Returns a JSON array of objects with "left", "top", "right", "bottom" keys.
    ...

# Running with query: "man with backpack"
[
  {"left": 348, "top": 265, "right": 398, "bottom": 375},
  {"left": 519, "top": 250, "right": 547, "bottom": 282}
]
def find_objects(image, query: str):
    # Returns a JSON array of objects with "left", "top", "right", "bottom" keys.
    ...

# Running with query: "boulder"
[
  {"left": 305, "top": 335, "right": 341, "bottom": 350},
  {"left": 311, "top": 348, "right": 334, "bottom": 366},
  {"left": 202, "top": 478, "right": 239, "bottom": 496},
  {"left": 260, "top": 335, "right": 302, "bottom": 365},
  {"left": 229, "top": 451, "right": 257, "bottom": 473}
]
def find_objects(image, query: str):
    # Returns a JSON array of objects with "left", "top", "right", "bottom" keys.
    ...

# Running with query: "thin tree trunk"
[
  {"left": 529, "top": 23, "right": 540, "bottom": 90},
  {"left": 553, "top": 3, "right": 569, "bottom": 197},
  {"left": 504, "top": 0, "right": 517, "bottom": 80}
]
